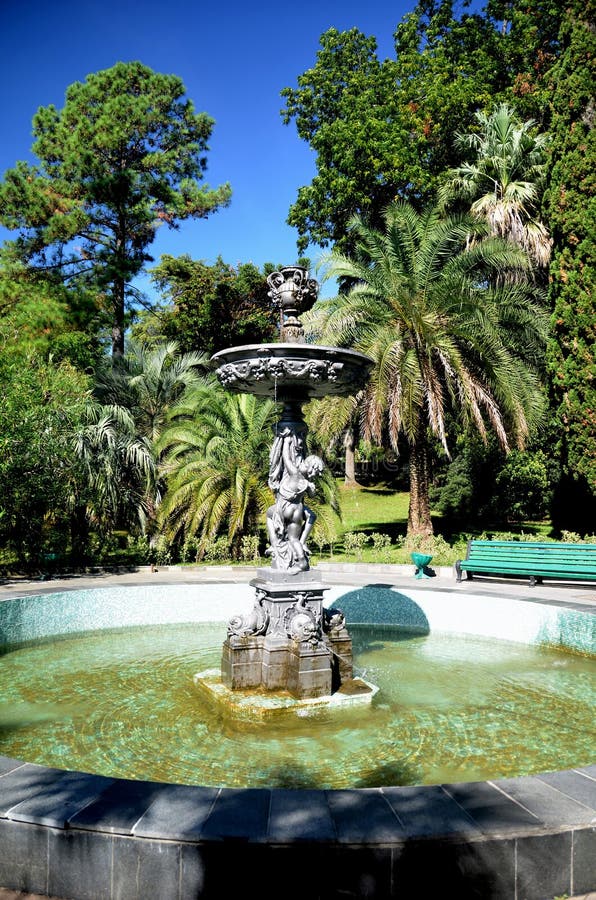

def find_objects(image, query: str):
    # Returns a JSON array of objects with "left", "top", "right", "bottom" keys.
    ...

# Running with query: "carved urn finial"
[{"left": 266, "top": 266, "right": 319, "bottom": 343}]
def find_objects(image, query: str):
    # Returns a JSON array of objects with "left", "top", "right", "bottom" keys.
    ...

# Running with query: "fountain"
[
  {"left": 196, "top": 265, "right": 375, "bottom": 708},
  {"left": 1, "top": 280, "right": 594, "bottom": 899}
]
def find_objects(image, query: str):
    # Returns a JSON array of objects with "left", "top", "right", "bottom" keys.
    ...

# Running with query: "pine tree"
[{"left": 0, "top": 62, "right": 231, "bottom": 357}]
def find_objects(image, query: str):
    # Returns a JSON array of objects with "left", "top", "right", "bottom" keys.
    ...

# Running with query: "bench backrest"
[{"left": 466, "top": 540, "right": 596, "bottom": 564}]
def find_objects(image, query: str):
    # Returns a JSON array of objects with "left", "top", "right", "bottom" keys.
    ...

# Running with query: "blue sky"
[{"left": 1, "top": 0, "right": 423, "bottom": 301}]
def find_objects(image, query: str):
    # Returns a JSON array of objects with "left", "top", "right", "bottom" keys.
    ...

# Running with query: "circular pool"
[
  {"left": 1, "top": 577, "right": 595, "bottom": 900},
  {"left": 1, "top": 582, "right": 594, "bottom": 788}
]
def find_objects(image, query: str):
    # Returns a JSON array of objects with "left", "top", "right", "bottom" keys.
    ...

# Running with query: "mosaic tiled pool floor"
[{"left": 0, "top": 623, "right": 594, "bottom": 789}]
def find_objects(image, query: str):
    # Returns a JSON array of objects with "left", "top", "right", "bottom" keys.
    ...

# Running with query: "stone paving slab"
[{"left": 10, "top": 890, "right": 596, "bottom": 900}]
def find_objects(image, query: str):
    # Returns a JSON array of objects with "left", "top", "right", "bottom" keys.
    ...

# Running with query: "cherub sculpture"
[{"left": 266, "top": 426, "right": 324, "bottom": 574}]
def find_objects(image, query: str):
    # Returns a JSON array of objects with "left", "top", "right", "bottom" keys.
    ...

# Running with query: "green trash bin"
[{"left": 411, "top": 552, "right": 433, "bottom": 578}]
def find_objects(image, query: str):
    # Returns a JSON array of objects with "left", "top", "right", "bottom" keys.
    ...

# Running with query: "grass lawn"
[
  {"left": 306, "top": 480, "right": 554, "bottom": 567},
  {"left": 313, "top": 481, "right": 461, "bottom": 566},
  {"left": 338, "top": 483, "right": 410, "bottom": 538}
]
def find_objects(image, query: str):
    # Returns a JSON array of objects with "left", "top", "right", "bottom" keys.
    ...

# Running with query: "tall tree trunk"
[
  {"left": 344, "top": 427, "right": 358, "bottom": 485},
  {"left": 112, "top": 223, "right": 127, "bottom": 359},
  {"left": 407, "top": 441, "right": 433, "bottom": 536},
  {"left": 111, "top": 276, "right": 126, "bottom": 358},
  {"left": 70, "top": 504, "right": 90, "bottom": 567}
]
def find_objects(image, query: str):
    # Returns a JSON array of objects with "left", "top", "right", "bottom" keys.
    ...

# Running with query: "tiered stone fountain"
[{"left": 195, "top": 266, "right": 375, "bottom": 713}]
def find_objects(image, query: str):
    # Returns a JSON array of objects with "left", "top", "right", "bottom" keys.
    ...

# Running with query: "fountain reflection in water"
[{"left": 197, "top": 266, "right": 375, "bottom": 712}]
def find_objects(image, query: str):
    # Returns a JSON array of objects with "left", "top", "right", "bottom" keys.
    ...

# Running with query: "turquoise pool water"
[{"left": 1, "top": 621, "right": 593, "bottom": 788}]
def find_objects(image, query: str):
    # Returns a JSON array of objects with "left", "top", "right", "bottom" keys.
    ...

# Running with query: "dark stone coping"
[
  {"left": 1, "top": 756, "right": 595, "bottom": 899},
  {"left": 0, "top": 577, "right": 595, "bottom": 899}
]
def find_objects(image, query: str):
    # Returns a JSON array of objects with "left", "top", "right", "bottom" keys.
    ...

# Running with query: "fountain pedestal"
[{"left": 221, "top": 568, "right": 353, "bottom": 699}]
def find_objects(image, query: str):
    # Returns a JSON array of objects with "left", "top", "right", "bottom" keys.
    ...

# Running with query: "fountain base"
[
  {"left": 193, "top": 668, "right": 378, "bottom": 727},
  {"left": 221, "top": 569, "right": 355, "bottom": 699}
]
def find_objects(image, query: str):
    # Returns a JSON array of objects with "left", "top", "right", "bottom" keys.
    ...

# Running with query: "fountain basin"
[
  {"left": 0, "top": 573, "right": 594, "bottom": 900},
  {"left": 211, "top": 342, "right": 373, "bottom": 399}
]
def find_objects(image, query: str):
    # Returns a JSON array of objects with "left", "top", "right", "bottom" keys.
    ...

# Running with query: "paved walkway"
[
  {"left": 2, "top": 893, "right": 595, "bottom": 900},
  {"left": 2, "top": 561, "right": 596, "bottom": 612},
  {"left": 0, "top": 892, "right": 65, "bottom": 900}
]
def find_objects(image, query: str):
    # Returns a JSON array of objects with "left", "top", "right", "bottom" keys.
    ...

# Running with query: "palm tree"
[
  {"left": 438, "top": 103, "right": 552, "bottom": 268},
  {"left": 155, "top": 384, "right": 273, "bottom": 558},
  {"left": 94, "top": 341, "right": 208, "bottom": 442},
  {"left": 72, "top": 402, "right": 156, "bottom": 545},
  {"left": 93, "top": 340, "right": 208, "bottom": 538},
  {"left": 311, "top": 201, "right": 548, "bottom": 536},
  {"left": 157, "top": 382, "right": 339, "bottom": 558},
  {"left": 305, "top": 393, "right": 362, "bottom": 485}
]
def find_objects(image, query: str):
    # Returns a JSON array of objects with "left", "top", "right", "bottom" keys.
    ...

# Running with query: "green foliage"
[
  {"left": 432, "top": 435, "right": 505, "bottom": 523},
  {"left": 477, "top": 531, "right": 546, "bottom": 542},
  {"left": 439, "top": 103, "right": 552, "bottom": 267},
  {"left": 370, "top": 532, "right": 393, "bottom": 562},
  {"left": 90, "top": 341, "right": 207, "bottom": 543},
  {"left": 544, "top": 3, "right": 596, "bottom": 507},
  {"left": 397, "top": 532, "right": 455, "bottom": 565},
  {"left": 152, "top": 535, "right": 173, "bottom": 567},
  {"left": 0, "top": 262, "right": 103, "bottom": 369},
  {"left": 339, "top": 528, "right": 462, "bottom": 566},
  {"left": 281, "top": 27, "right": 402, "bottom": 253},
  {"left": 495, "top": 449, "right": 551, "bottom": 521},
  {"left": 156, "top": 381, "right": 340, "bottom": 558},
  {"left": 146, "top": 255, "right": 277, "bottom": 355},
  {"left": 203, "top": 536, "right": 231, "bottom": 562},
  {"left": 435, "top": 431, "right": 556, "bottom": 525},
  {"left": 73, "top": 401, "right": 157, "bottom": 539},
  {"left": 156, "top": 383, "right": 277, "bottom": 556},
  {"left": 94, "top": 340, "right": 208, "bottom": 443},
  {"left": 240, "top": 534, "right": 261, "bottom": 563},
  {"left": 559, "top": 531, "right": 596, "bottom": 544},
  {"left": 180, "top": 535, "right": 200, "bottom": 564},
  {"left": 0, "top": 61, "right": 231, "bottom": 356},
  {"left": 343, "top": 531, "right": 370, "bottom": 559},
  {"left": 311, "top": 200, "right": 547, "bottom": 535},
  {"left": 0, "top": 351, "right": 90, "bottom": 563},
  {"left": 125, "top": 534, "right": 151, "bottom": 564},
  {"left": 281, "top": 4, "right": 510, "bottom": 252},
  {"left": 484, "top": 0, "right": 565, "bottom": 122}
]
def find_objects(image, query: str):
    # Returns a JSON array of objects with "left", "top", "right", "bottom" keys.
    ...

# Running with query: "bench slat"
[
  {"left": 466, "top": 552, "right": 596, "bottom": 561},
  {"left": 461, "top": 559, "right": 596, "bottom": 574}
]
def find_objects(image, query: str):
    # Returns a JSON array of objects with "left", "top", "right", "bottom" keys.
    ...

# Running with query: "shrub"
[
  {"left": 203, "top": 536, "right": 230, "bottom": 562},
  {"left": 180, "top": 536, "right": 200, "bottom": 563},
  {"left": 127, "top": 534, "right": 151, "bottom": 563},
  {"left": 478, "top": 531, "right": 547, "bottom": 542},
  {"left": 240, "top": 534, "right": 261, "bottom": 563},
  {"left": 560, "top": 530, "right": 596, "bottom": 544},
  {"left": 152, "top": 535, "right": 173, "bottom": 566},
  {"left": 343, "top": 531, "right": 369, "bottom": 559},
  {"left": 397, "top": 533, "right": 454, "bottom": 565},
  {"left": 495, "top": 449, "right": 551, "bottom": 521},
  {"left": 370, "top": 532, "right": 392, "bottom": 562}
]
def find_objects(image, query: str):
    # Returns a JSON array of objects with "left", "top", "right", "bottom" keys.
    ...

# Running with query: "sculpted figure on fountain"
[{"left": 266, "top": 424, "right": 324, "bottom": 574}]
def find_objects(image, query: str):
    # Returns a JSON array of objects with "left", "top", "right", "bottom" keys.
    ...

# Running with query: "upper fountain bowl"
[{"left": 211, "top": 343, "right": 374, "bottom": 401}]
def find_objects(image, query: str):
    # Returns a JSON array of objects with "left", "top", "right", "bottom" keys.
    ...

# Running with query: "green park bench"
[{"left": 454, "top": 539, "right": 596, "bottom": 586}]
